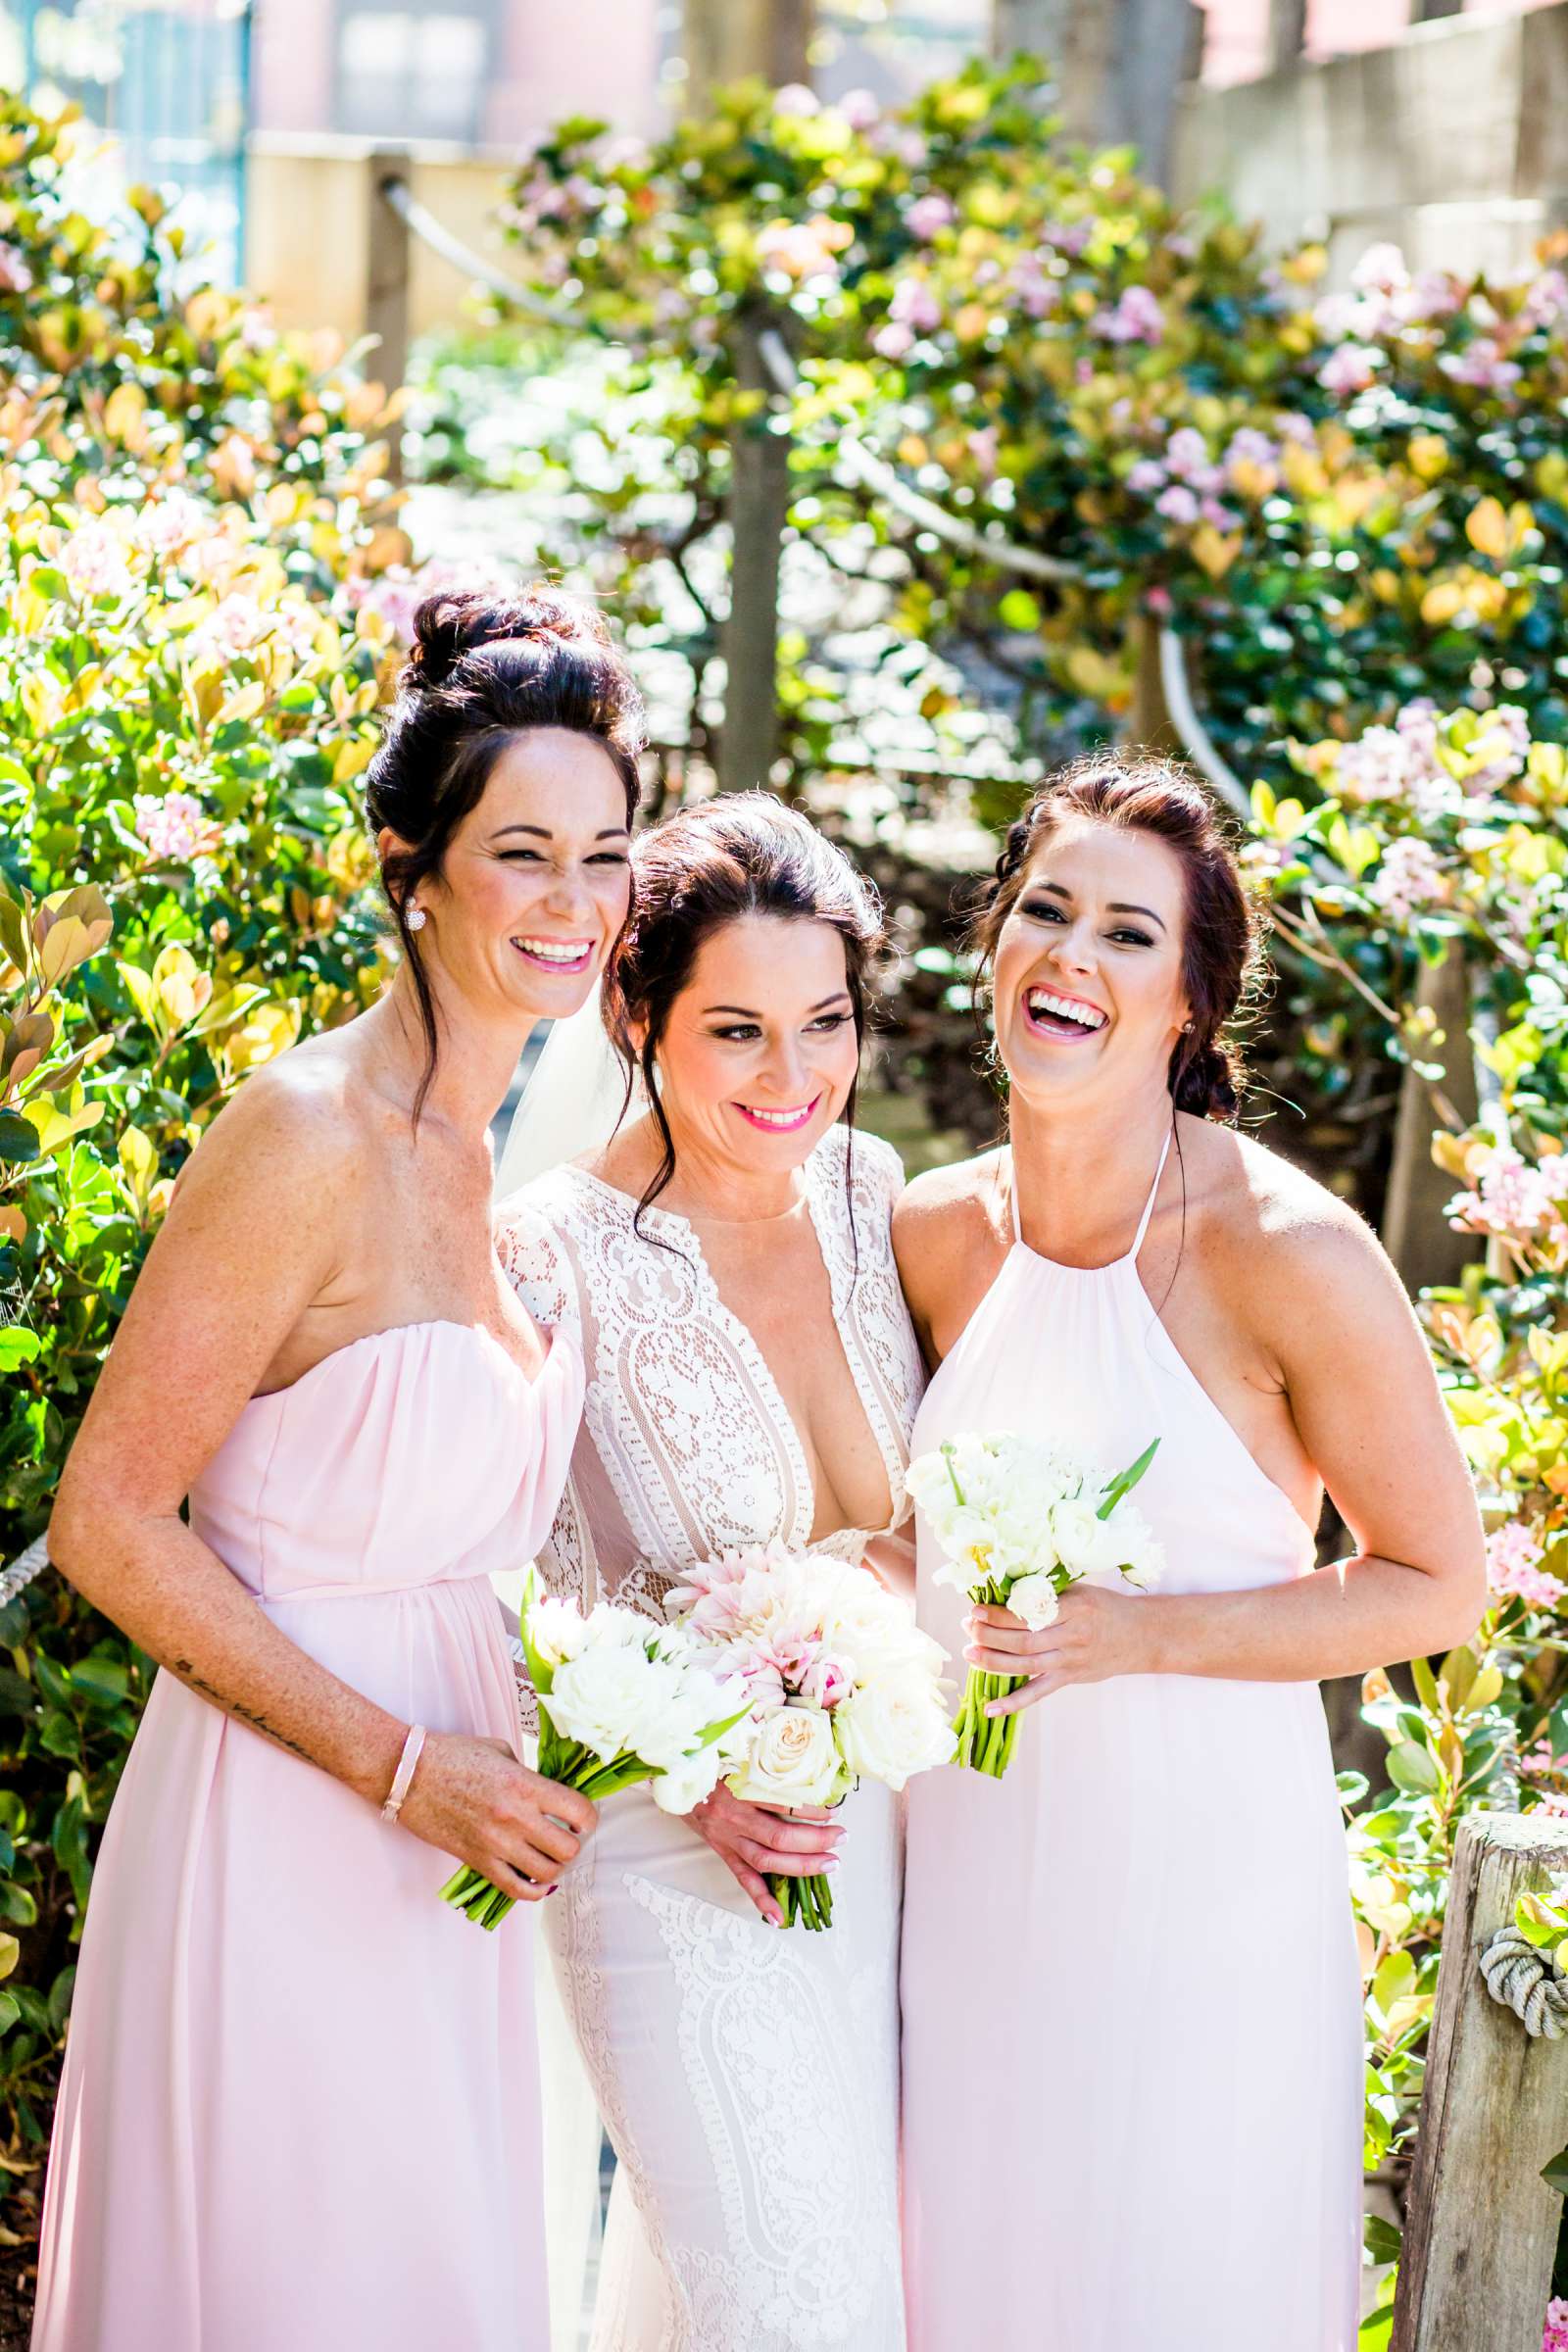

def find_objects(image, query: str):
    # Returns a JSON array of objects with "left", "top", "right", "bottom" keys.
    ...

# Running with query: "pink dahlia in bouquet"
[{"left": 668, "top": 1546, "right": 956, "bottom": 1931}]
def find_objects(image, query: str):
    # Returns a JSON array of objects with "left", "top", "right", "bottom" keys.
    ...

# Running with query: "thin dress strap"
[{"left": 1129, "top": 1126, "right": 1175, "bottom": 1259}]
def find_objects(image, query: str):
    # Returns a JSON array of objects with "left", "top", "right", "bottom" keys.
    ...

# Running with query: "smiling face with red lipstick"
[
  {"left": 992, "top": 811, "right": 1193, "bottom": 1115},
  {"left": 647, "top": 911, "right": 860, "bottom": 1183}
]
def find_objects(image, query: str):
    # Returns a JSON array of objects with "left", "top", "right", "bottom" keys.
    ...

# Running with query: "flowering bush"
[
  {"left": 1256, "top": 702, "right": 1568, "bottom": 2331},
  {"left": 0, "top": 93, "right": 427, "bottom": 2235},
  {"left": 494, "top": 64, "right": 1568, "bottom": 788}
]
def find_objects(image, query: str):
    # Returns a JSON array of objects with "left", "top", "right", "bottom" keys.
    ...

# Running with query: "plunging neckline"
[{"left": 565, "top": 1158, "right": 903, "bottom": 1547}]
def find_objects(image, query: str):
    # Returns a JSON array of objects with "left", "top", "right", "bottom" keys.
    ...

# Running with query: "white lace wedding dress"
[{"left": 498, "top": 1125, "right": 923, "bottom": 2352}]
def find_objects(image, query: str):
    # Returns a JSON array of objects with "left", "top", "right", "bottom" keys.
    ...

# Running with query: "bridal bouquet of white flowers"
[
  {"left": 906, "top": 1430, "right": 1163, "bottom": 1780},
  {"left": 440, "top": 1573, "right": 748, "bottom": 1931},
  {"left": 667, "top": 1545, "right": 956, "bottom": 1932}
]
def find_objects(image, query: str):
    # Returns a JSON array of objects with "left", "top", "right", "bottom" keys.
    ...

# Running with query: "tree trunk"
[
  {"left": 678, "top": 6, "right": 810, "bottom": 794},
  {"left": 682, "top": 0, "right": 811, "bottom": 104},
  {"left": 1380, "top": 946, "right": 1479, "bottom": 1295},
  {"left": 990, "top": 0, "right": 1201, "bottom": 186},
  {"left": 720, "top": 312, "right": 792, "bottom": 795},
  {"left": 1267, "top": 0, "right": 1308, "bottom": 75},
  {"left": 1394, "top": 1814, "right": 1568, "bottom": 2351}
]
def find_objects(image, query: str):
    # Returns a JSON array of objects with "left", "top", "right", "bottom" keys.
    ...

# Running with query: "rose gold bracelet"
[{"left": 380, "top": 1724, "right": 426, "bottom": 1824}]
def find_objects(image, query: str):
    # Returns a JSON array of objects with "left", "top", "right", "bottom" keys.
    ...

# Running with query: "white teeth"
[
  {"left": 515, "top": 938, "right": 591, "bottom": 964},
  {"left": 743, "top": 1105, "right": 812, "bottom": 1126},
  {"left": 1027, "top": 989, "right": 1105, "bottom": 1031}
]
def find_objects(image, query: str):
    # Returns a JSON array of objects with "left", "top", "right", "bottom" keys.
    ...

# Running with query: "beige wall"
[
  {"left": 246, "top": 136, "right": 518, "bottom": 345},
  {"left": 1174, "top": 4, "right": 1568, "bottom": 276}
]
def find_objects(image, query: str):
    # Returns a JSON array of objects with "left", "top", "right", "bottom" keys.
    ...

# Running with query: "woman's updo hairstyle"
[
  {"left": 970, "top": 756, "right": 1264, "bottom": 1121},
  {"left": 365, "top": 581, "right": 646, "bottom": 1113},
  {"left": 604, "top": 793, "right": 886, "bottom": 1230}
]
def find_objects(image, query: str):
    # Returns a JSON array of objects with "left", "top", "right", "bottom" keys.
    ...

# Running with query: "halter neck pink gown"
[
  {"left": 32, "top": 1318, "right": 582, "bottom": 2352},
  {"left": 901, "top": 1140, "right": 1362, "bottom": 2351}
]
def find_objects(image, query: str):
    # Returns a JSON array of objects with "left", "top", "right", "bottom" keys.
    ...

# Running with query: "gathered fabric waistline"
[{"left": 256, "top": 1571, "right": 497, "bottom": 1606}]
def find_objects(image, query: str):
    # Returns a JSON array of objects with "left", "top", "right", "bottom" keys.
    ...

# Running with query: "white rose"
[
  {"left": 544, "top": 1643, "right": 662, "bottom": 1765},
  {"left": 727, "top": 1701, "right": 842, "bottom": 1808},
  {"left": 1005, "top": 1571, "right": 1060, "bottom": 1630},
  {"left": 834, "top": 1682, "right": 956, "bottom": 1790}
]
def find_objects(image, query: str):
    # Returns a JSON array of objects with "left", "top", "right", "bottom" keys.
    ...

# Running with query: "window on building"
[{"left": 335, "top": 9, "right": 491, "bottom": 142}]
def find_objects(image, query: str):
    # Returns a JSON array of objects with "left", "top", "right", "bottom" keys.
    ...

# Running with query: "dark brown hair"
[
  {"left": 970, "top": 756, "right": 1264, "bottom": 1120},
  {"left": 365, "top": 581, "right": 646, "bottom": 1116},
  {"left": 604, "top": 793, "right": 885, "bottom": 1231}
]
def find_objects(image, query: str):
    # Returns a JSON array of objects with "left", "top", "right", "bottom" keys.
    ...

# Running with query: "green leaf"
[
  {"left": 997, "top": 589, "right": 1041, "bottom": 632},
  {"left": 1387, "top": 1741, "right": 1442, "bottom": 1796},
  {"left": 0, "top": 1992, "right": 20, "bottom": 2037},
  {"left": 1098, "top": 1438, "right": 1159, "bottom": 1519},
  {"left": 1362, "top": 2214, "right": 1402, "bottom": 2264},
  {"left": 0, "top": 1109, "right": 40, "bottom": 1164},
  {"left": 1410, "top": 1654, "right": 1440, "bottom": 1712},
  {"left": 1542, "top": 2142, "right": 1568, "bottom": 2199},
  {"left": 0, "top": 1328, "right": 40, "bottom": 1369}
]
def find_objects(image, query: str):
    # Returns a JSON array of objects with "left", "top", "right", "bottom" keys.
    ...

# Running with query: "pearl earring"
[{"left": 406, "top": 904, "right": 426, "bottom": 933}]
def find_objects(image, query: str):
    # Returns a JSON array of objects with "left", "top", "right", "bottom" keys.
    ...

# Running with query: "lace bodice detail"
[{"left": 497, "top": 1126, "right": 924, "bottom": 1622}]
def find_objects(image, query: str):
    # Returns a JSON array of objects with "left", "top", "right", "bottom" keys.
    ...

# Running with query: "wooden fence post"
[
  {"left": 1394, "top": 1814, "right": 1568, "bottom": 2352},
  {"left": 366, "top": 148, "right": 411, "bottom": 483}
]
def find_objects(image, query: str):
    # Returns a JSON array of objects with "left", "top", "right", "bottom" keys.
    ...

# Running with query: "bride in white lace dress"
[{"left": 497, "top": 798, "right": 923, "bottom": 2352}]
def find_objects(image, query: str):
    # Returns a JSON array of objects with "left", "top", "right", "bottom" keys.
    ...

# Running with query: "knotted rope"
[{"left": 1480, "top": 1923, "right": 1568, "bottom": 2038}]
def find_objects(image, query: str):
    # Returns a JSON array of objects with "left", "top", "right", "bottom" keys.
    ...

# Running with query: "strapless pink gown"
[
  {"left": 32, "top": 1319, "right": 582, "bottom": 2352},
  {"left": 901, "top": 1147, "right": 1363, "bottom": 2351}
]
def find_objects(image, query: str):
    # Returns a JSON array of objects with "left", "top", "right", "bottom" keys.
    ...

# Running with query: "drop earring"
[{"left": 406, "top": 904, "right": 426, "bottom": 933}]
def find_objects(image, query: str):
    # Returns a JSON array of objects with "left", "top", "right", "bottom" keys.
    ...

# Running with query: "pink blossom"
[
  {"left": 1489, "top": 1521, "right": 1557, "bottom": 1608},
  {"left": 1318, "top": 343, "right": 1381, "bottom": 397},
  {"left": 1547, "top": 2297, "right": 1568, "bottom": 2352},
  {"left": 890, "top": 277, "right": 942, "bottom": 334},
  {"left": 872, "top": 320, "right": 914, "bottom": 361},
  {"left": 967, "top": 426, "right": 1001, "bottom": 478},
  {"left": 1337, "top": 728, "right": 1408, "bottom": 804},
  {"left": 1461, "top": 705, "right": 1531, "bottom": 797},
  {"left": 1093, "top": 285, "right": 1164, "bottom": 345},
  {"left": 133, "top": 791, "right": 213, "bottom": 864},
  {"left": 772, "top": 82, "right": 819, "bottom": 118},
  {"left": 1155, "top": 485, "right": 1200, "bottom": 526},
  {"left": 1200, "top": 497, "right": 1242, "bottom": 532},
  {"left": 1042, "top": 220, "right": 1092, "bottom": 257},
  {"left": 836, "top": 87, "right": 881, "bottom": 133},
  {"left": 136, "top": 491, "right": 210, "bottom": 560},
  {"left": 1165, "top": 427, "right": 1222, "bottom": 491},
  {"left": 191, "top": 591, "right": 268, "bottom": 659},
  {"left": 61, "top": 519, "right": 134, "bottom": 601},
  {"left": 1008, "top": 256, "right": 1057, "bottom": 318},
  {"left": 800, "top": 1652, "right": 854, "bottom": 1709},
  {"left": 906, "top": 193, "right": 956, "bottom": 242},
  {"left": 1450, "top": 1148, "right": 1566, "bottom": 1242},
  {"left": 1351, "top": 241, "right": 1408, "bottom": 297},
  {"left": 1224, "top": 426, "right": 1280, "bottom": 483},
  {"left": 756, "top": 220, "right": 844, "bottom": 283},
  {"left": 1441, "top": 336, "right": 1521, "bottom": 395},
  {"left": 1523, "top": 270, "right": 1568, "bottom": 330},
  {"left": 0, "top": 241, "right": 34, "bottom": 295},
  {"left": 1127, "top": 458, "right": 1167, "bottom": 496},
  {"left": 1144, "top": 584, "right": 1173, "bottom": 618},
  {"left": 353, "top": 555, "right": 514, "bottom": 647},
  {"left": 1368, "top": 837, "right": 1445, "bottom": 920}
]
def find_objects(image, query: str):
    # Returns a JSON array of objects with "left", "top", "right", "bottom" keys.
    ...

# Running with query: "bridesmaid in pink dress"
[
  {"left": 896, "top": 760, "right": 1487, "bottom": 2352},
  {"left": 32, "top": 585, "right": 644, "bottom": 2351}
]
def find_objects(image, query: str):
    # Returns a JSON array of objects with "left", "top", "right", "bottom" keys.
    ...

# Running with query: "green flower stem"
[{"left": 769, "top": 1868, "right": 833, "bottom": 1932}]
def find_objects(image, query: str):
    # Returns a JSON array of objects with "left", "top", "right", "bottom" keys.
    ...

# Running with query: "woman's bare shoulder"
[
  {"left": 1189, "top": 1117, "right": 1396, "bottom": 1318},
  {"left": 172, "top": 1029, "right": 376, "bottom": 1223}
]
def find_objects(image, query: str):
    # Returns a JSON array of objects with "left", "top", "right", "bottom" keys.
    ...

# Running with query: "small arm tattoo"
[{"left": 172, "top": 1659, "right": 314, "bottom": 1764}]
